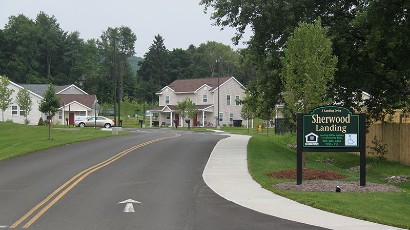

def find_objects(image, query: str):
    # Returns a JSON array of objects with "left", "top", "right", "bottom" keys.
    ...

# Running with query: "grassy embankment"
[
  {"left": 0, "top": 122, "right": 124, "bottom": 160},
  {"left": 223, "top": 127, "right": 409, "bottom": 229}
]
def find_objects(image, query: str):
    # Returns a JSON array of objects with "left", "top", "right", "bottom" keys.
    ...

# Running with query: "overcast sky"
[{"left": 0, "top": 0, "right": 249, "bottom": 56}]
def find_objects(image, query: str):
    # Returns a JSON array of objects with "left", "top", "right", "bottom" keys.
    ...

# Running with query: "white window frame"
[
  {"left": 226, "top": 95, "right": 231, "bottom": 106},
  {"left": 219, "top": 112, "right": 223, "bottom": 121},
  {"left": 11, "top": 105, "right": 18, "bottom": 116},
  {"left": 19, "top": 109, "right": 26, "bottom": 116},
  {"left": 58, "top": 111, "right": 63, "bottom": 119},
  {"left": 235, "top": 95, "right": 240, "bottom": 106},
  {"left": 202, "top": 94, "right": 208, "bottom": 103},
  {"left": 165, "top": 96, "right": 170, "bottom": 105},
  {"left": 230, "top": 113, "right": 234, "bottom": 122}
]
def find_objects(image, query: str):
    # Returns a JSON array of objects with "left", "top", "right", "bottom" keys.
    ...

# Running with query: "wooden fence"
[{"left": 367, "top": 124, "right": 410, "bottom": 166}]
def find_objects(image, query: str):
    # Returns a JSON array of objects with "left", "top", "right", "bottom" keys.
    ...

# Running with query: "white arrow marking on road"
[{"left": 118, "top": 199, "right": 141, "bottom": 213}]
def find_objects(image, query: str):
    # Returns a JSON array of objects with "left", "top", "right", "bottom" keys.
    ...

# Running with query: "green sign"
[{"left": 303, "top": 106, "right": 359, "bottom": 148}]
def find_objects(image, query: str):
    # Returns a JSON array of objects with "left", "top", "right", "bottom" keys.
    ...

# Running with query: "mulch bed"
[
  {"left": 269, "top": 168, "right": 347, "bottom": 180},
  {"left": 269, "top": 168, "right": 402, "bottom": 192}
]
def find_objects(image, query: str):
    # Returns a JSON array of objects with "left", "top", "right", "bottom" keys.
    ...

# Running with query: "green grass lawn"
[
  {"left": 0, "top": 122, "right": 125, "bottom": 160},
  {"left": 246, "top": 133, "right": 410, "bottom": 229}
]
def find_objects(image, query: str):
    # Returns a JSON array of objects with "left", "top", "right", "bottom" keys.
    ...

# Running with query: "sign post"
[{"left": 297, "top": 106, "right": 366, "bottom": 186}]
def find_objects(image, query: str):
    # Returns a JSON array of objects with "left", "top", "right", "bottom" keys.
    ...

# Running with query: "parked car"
[{"left": 75, "top": 116, "right": 114, "bottom": 128}]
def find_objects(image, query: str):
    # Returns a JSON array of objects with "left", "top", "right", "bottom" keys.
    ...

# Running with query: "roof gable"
[
  {"left": 156, "top": 86, "right": 175, "bottom": 95},
  {"left": 2, "top": 78, "right": 43, "bottom": 99},
  {"left": 19, "top": 84, "right": 87, "bottom": 96},
  {"left": 56, "top": 85, "right": 89, "bottom": 95},
  {"left": 210, "top": 76, "right": 245, "bottom": 92},
  {"left": 58, "top": 94, "right": 97, "bottom": 109}
]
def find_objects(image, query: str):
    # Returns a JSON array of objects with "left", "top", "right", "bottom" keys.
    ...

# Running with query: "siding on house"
[
  {"left": 57, "top": 85, "right": 88, "bottom": 95},
  {"left": 3, "top": 81, "right": 43, "bottom": 125},
  {"left": 2, "top": 77, "right": 98, "bottom": 126},
  {"left": 212, "top": 77, "right": 245, "bottom": 124},
  {"left": 152, "top": 76, "right": 245, "bottom": 127}
]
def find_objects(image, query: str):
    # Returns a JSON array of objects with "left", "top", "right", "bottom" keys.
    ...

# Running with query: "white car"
[{"left": 75, "top": 116, "right": 114, "bottom": 128}]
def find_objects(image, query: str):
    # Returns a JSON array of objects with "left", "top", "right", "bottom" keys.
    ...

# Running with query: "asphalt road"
[{"left": 0, "top": 129, "right": 324, "bottom": 229}]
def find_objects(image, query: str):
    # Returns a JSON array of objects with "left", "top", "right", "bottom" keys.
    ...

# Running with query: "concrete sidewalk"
[{"left": 203, "top": 134, "right": 401, "bottom": 230}]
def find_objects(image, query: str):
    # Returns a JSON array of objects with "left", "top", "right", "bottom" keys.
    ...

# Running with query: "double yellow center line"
[{"left": 10, "top": 133, "right": 180, "bottom": 228}]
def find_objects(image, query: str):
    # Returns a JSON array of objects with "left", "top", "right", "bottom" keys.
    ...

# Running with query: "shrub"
[
  {"left": 38, "top": 117, "right": 45, "bottom": 126},
  {"left": 368, "top": 136, "right": 388, "bottom": 163}
]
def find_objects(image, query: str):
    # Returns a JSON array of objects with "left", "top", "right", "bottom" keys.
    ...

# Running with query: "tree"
[
  {"left": 61, "top": 31, "right": 85, "bottom": 85},
  {"left": 35, "top": 12, "right": 66, "bottom": 80},
  {"left": 82, "top": 39, "right": 108, "bottom": 101},
  {"left": 168, "top": 48, "right": 193, "bottom": 81},
  {"left": 193, "top": 41, "right": 240, "bottom": 78},
  {"left": 344, "top": 0, "right": 410, "bottom": 121},
  {"left": 137, "top": 34, "right": 170, "bottom": 97},
  {"left": 16, "top": 88, "right": 32, "bottom": 124},
  {"left": 0, "top": 76, "right": 14, "bottom": 122},
  {"left": 38, "top": 84, "right": 60, "bottom": 140},
  {"left": 99, "top": 26, "right": 137, "bottom": 126},
  {"left": 176, "top": 98, "right": 196, "bottom": 129},
  {"left": 201, "top": 0, "right": 409, "bottom": 123},
  {"left": 281, "top": 20, "right": 337, "bottom": 129},
  {"left": 1, "top": 14, "right": 41, "bottom": 83}
]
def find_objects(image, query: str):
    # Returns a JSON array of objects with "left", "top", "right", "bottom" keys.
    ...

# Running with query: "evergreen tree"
[{"left": 137, "top": 34, "right": 170, "bottom": 101}]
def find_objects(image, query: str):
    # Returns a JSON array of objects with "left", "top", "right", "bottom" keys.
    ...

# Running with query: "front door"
[
  {"left": 69, "top": 113, "right": 75, "bottom": 125},
  {"left": 193, "top": 113, "right": 198, "bottom": 127},
  {"left": 174, "top": 114, "right": 180, "bottom": 127}
]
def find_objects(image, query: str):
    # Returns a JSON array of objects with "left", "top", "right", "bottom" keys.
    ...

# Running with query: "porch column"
[
  {"left": 149, "top": 114, "right": 152, "bottom": 127},
  {"left": 202, "top": 111, "right": 205, "bottom": 127},
  {"left": 170, "top": 111, "right": 173, "bottom": 127},
  {"left": 62, "top": 106, "right": 65, "bottom": 126}
]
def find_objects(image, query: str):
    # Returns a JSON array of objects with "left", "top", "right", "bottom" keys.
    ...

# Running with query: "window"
[
  {"left": 219, "top": 112, "right": 223, "bottom": 121},
  {"left": 226, "top": 95, "right": 231, "bottom": 105},
  {"left": 79, "top": 111, "right": 86, "bottom": 116},
  {"left": 11, "top": 106, "right": 18, "bottom": 116},
  {"left": 230, "top": 113, "right": 234, "bottom": 122},
  {"left": 165, "top": 96, "right": 170, "bottom": 105},
  {"left": 166, "top": 113, "right": 170, "bottom": 120},
  {"left": 202, "top": 94, "right": 208, "bottom": 103},
  {"left": 20, "top": 109, "right": 25, "bottom": 116},
  {"left": 58, "top": 111, "right": 63, "bottom": 119},
  {"left": 235, "top": 96, "right": 240, "bottom": 105}
]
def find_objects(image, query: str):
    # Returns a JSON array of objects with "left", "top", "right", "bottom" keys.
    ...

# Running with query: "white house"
[
  {"left": 1, "top": 77, "right": 98, "bottom": 125},
  {"left": 149, "top": 76, "right": 246, "bottom": 127}
]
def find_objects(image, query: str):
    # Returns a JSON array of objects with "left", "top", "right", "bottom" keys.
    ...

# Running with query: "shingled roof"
[
  {"left": 58, "top": 94, "right": 97, "bottom": 109},
  {"left": 19, "top": 84, "right": 71, "bottom": 97},
  {"left": 166, "top": 77, "right": 232, "bottom": 93}
]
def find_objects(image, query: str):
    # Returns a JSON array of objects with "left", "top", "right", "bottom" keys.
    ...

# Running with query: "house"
[
  {"left": 2, "top": 77, "right": 98, "bottom": 125},
  {"left": 149, "top": 76, "right": 246, "bottom": 127}
]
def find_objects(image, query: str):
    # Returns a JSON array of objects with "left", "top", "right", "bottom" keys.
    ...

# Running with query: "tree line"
[
  {"left": 2, "top": 1, "right": 408, "bottom": 127},
  {"left": 0, "top": 12, "right": 251, "bottom": 109},
  {"left": 201, "top": 0, "right": 409, "bottom": 125}
]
